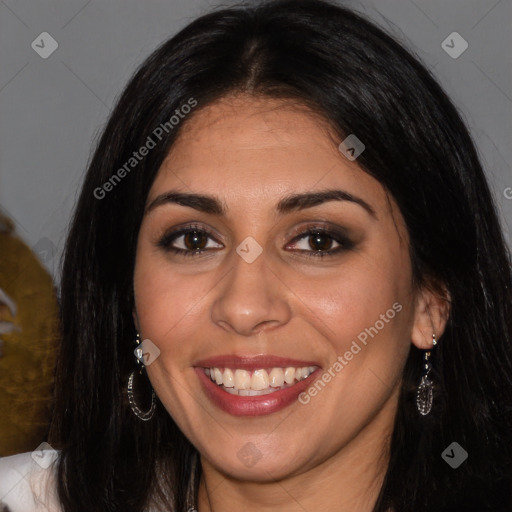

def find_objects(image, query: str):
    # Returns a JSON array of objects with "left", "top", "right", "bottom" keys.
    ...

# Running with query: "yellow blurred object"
[{"left": 0, "top": 213, "right": 59, "bottom": 456}]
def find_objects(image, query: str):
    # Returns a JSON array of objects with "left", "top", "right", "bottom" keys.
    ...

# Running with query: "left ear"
[{"left": 411, "top": 282, "right": 451, "bottom": 349}]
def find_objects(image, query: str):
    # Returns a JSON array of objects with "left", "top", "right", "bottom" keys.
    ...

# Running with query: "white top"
[{"left": 0, "top": 450, "right": 60, "bottom": 512}]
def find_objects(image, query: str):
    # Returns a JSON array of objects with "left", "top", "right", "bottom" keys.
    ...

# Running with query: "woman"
[{"left": 1, "top": 0, "right": 510, "bottom": 510}]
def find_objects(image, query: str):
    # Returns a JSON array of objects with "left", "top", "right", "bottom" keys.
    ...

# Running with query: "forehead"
[{"left": 148, "top": 94, "right": 389, "bottom": 215}]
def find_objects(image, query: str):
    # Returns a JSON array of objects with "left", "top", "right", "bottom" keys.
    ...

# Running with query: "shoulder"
[{"left": 0, "top": 450, "right": 60, "bottom": 512}]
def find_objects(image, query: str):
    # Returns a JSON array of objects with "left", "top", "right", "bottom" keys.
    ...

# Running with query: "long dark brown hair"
[{"left": 50, "top": 1, "right": 512, "bottom": 510}]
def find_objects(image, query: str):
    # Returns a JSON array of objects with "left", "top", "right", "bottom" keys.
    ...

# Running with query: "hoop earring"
[
  {"left": 127, "top": 333, "right": 156, "bottom": 421},
  {"left": 416, "top": 333, "right": 437, "bottom": 416}
]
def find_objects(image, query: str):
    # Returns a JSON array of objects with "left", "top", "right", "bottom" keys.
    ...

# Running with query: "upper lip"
[{"left": 194, "top": 354, "right": 321, "bottom": 370}]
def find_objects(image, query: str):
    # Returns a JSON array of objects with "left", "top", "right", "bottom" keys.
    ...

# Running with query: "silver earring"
[
  {"left": 128, "top": 333, "right": 156, "bottom": 421},
  {"left": 416, "top": 333, "right": 437, "bottom": 416}
]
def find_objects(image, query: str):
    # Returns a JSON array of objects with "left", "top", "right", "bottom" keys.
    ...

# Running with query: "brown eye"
[
  {"left": 183, "top": 230, "right": 208, "bottom": 250},
  {"left": 308, "top": 232, "right": 334, "bottom": 252},
  {"left": 157, "top": 225, "right": 223, "bottom": 257},
  {"left": 286, "top": 226, "right": 354, "bottom": 259}
]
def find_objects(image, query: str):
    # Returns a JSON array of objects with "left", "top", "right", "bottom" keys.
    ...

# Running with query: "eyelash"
[{"left": 157, "top": 223, "right": 353, "bottom": 259}]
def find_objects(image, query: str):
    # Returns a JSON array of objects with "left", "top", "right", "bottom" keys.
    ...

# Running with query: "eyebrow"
[{"left": 145, "top": 189, "right": 377, "bottom": 218}]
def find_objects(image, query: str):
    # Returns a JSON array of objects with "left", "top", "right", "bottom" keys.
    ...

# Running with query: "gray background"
[{"left": 0, "top": 0, "right": 511, "bottom": 284}]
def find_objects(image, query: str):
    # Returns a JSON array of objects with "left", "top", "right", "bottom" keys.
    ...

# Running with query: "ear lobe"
[{"left": 411, "top": 284, "right": 451, "bottom": 350}]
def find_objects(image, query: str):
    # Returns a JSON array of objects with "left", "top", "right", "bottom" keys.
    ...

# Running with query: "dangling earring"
[
  {"left": 416, "top": 333, "right": 437, "bottom": 416},
  {"left": 127, "top": 333, "right": 156, "bottom": 421}
]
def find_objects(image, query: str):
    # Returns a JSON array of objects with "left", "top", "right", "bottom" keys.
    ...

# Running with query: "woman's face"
[{"left": 133, "top": 94, "right": 427, "bottom": 481}]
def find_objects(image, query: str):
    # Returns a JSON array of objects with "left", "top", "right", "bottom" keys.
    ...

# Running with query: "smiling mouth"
[{"left": 205, "top": 366, "right": 318, "bottom": 396}]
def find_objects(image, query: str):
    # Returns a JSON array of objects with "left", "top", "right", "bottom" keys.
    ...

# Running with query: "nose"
[{"left": 210, "top": 249, "right": 292, "bottom": 336}]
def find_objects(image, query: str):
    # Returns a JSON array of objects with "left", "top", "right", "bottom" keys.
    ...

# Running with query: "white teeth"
[
  {"left": 234, "top": 369, "right": 251, "bottom": 390},
  {"left": 205, "top": 365, "right": 317, "bottom": 393},
  {"left": 251, "top": 369, "right": 269, "bottom": 390},
  {"left": 222, "top": 368, "right": 234, "bottom": 387},
  {"left": 284, "top": 367, "right": 296, "bottom": 384},
  {"left": 214, "top": 368, "right": 223, "bottom": 385},
  {"left": 269, "top": 368, "right": 285, "bottom": 387}
]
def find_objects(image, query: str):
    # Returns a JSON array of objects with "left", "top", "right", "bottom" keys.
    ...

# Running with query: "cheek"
[
  {"left": 133, "top": 251, "right": 208, "bottom": 365},
  {"left": 295, "top": 250, "right": 409, "bottom": 348},
  {"left": 132, "top": 255, "right": 210, "bottom": 421},
  {"left": 291, "top": 266, "right": 411, "bottom": 435},
  {"left": 288, "top": 240, "right": 414, "bottom": 413}
]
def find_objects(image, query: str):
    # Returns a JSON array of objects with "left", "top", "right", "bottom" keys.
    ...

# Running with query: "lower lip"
[{"left": 195, "top": 367, "right": 319, "bottom": 416}]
